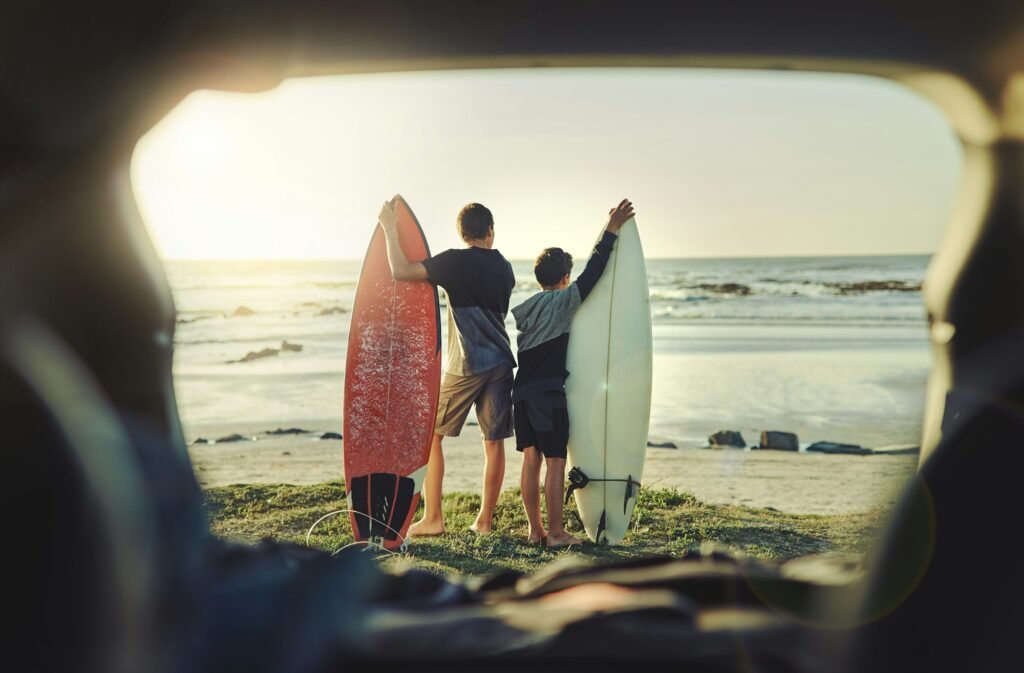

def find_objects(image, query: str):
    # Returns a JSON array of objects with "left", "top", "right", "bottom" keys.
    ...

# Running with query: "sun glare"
[{"left": 131, "top": 68, "right": 960, "bottom": 261}]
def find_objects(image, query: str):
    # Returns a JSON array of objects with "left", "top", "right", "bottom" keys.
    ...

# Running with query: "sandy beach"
[
  {"left": 171, "top": 257, "right": 931, "bottom": 519},
  {"left": 186, "top": 419, "right": 919, "bottom": 516}
]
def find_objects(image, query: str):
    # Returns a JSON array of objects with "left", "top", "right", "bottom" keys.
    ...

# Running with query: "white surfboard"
[{"left": 565, "top": 217, "right": 653, "bottom": 545}]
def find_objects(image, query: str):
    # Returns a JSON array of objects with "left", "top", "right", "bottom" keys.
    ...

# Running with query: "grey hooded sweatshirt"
[{"left": 511, "top": 231, "right": 617, "bottom": 402}]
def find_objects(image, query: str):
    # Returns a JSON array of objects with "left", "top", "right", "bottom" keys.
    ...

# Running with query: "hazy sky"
[{"left": 132, "top": 68, "right": 962, "bottom": 261}]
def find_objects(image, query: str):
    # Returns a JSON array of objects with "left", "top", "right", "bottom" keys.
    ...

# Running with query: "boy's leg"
[
  {"left": 409, "top": 433, "right": 445, "bottom": 536},
  {"left": 470, "top": 366, "right": 514, "bottom": 534},
  {"left": 527, "top": 392, "right": 578, "bottom": 547},
  {"left": 471, "top": 439, "right": 505, "bottom": 534},
  {"left": 515, "top": 398, "right": 545, "bottom": 542},
  {"left": 410, "top": 372, "right": 482, "bottom": 537},
  {"left": 520, "top": 446, "right": 546, "bottom": 543},
  {"left": 544, "top": 457, "right": 582, "bottom": 547}
]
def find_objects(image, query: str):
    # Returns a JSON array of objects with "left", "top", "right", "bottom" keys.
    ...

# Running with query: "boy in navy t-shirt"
[{"left": 378, "top": 200, "right": 516, "bottom": 537}]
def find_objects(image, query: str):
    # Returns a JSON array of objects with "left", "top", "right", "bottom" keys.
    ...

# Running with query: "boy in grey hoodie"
[{"left": 511, "top": 199, "right": 634, "bottom": 547}]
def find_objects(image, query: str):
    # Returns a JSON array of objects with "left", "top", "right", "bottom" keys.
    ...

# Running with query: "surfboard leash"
[
  {"left": 305, "top": 509, "right": 410, "bottom": 555},
  {"left": 565, "top": 466, "right": 642, "bottom": 515}
]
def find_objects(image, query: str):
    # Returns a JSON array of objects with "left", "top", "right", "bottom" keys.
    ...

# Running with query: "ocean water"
[{"left": 166, "top": 255, "right": 931, "bottom": 448}]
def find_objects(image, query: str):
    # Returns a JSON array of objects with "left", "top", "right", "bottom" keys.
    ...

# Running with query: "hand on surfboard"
[
  {"left": 376, "top": 197, "right": 430, "bottom": 282},
  {"left": 605, "top": 199, "right": 635, "bottom": 234},
  {"left": 378, "top": 200, "right": 399, "bottom": 232}
]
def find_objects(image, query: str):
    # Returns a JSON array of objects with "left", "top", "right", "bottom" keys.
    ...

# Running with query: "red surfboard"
[{"left": 343, "top": 194, "right": 441, "bottom": 550}]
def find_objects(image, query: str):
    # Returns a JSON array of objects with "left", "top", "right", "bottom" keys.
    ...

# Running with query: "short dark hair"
[
  {"left": 534, "top": 247, "right": 574, "bottom": 287},
  {"left": 457, "top": 203, "right": 494, "bottom": 242}
]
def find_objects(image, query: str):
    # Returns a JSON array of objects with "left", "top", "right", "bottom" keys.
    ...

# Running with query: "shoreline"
[{"left": 186, "top": 419, "right": 919, "bottom": 517}]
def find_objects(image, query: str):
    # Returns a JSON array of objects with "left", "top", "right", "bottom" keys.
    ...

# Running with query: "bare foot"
[
  {"left": 527, "top": 529, "right": 548, "bottom": 545},
  {"left": 547, "top": 531, "right": 583, "bottom": 549},
  {"left": 469, "top": 513, "right": 494, "bottom": 535},
  {"left": 408, "top": 518, "right": 445, "bottom": 537},
  {"left": 468, "top": 522, "right": 492, "bottom": 535}
]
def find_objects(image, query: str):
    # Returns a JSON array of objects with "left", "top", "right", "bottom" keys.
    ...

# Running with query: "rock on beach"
[
  {"left": 709, "top": 430, "right": 746, "bottom": 448},
  {"left": 759, "top": 431, "right": 799, "bottom": 451}
]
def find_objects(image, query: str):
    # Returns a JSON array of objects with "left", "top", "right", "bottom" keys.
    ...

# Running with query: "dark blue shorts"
[{"left": 514, "top": 391, "right": 569, "bottom": 459}]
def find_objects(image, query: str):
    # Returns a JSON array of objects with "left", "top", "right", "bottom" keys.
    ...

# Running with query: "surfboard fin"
[
  {"left": 596, "top": 510, "right": 607, "bottom": 544},
  {"left": 623, "top": 474, "right": 635, "bottom": 515}
]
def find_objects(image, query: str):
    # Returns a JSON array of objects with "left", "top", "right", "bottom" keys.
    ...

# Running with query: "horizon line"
[{"left": 161, "top": 251, "right": 934, "bottom": 263}]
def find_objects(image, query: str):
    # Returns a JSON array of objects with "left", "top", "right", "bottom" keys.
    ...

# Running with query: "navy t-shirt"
[{"left": 422, "top": 247, "right": 517, "bottom": 376}]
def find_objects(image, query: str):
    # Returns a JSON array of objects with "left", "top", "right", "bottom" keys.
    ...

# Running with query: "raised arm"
[
  {"left": 575, "top": 198, "right": 635, "bottom": 301},
  {"left": 378, "top": 200, "right": 429, "bottom": 281}
]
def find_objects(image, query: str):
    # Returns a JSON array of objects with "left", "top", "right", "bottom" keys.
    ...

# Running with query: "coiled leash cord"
[{"left": 305, "top": 509, "right": 409, "bottom": 556}]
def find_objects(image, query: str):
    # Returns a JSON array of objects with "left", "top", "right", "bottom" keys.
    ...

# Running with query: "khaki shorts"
[{"left": 435, "top": 365, "right": 514, "bottom": 440}]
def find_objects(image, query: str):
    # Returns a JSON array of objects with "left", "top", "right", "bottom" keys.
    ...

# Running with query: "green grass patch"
[{"left": 204, "top": 481, "right": 890, "bottom": 577}]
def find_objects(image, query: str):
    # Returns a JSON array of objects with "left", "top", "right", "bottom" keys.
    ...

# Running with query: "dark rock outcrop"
[
  {"left": 695, "top": 283, "right": 751, "bottom": 296},
  {"left": 871, "top": 445, "right": 921, "bottom": 456},
  {"left": 826, "top": 280, "right": 921, "bottom": 294},
  {"left": 216, "top": 433, "right": 247, "bottom": 443},
  {"left": 280, "top": 341, "right": 303, "bottom": 352},
  {"left": 806, "top": 441, "right": 873, "bottom": 456},
  {"left": 266, "top": 427, "right": 309, "bottom": 435},
  {"left": 320, "top": 432, "right": 343, "bottom": 440},
  {"left": 177, "top": 315, "right": 214, "bottom": 325},
  {"left": 709, "top": 430, "right": 746, "bottom": 448},
  {"left": 647, "top": 440, "right": 678, "bottom": 449},
  {"left": 230, "top": 348, "right": 279, "bottom": 364},
  {"left": 758, "top": 431, "right": 799, "bottom": 451},
  {"left": 318, "top": 306, "right": 348, "bottom": 316}
]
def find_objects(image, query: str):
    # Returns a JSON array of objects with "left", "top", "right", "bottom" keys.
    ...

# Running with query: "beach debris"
[
  {"left": 320, "top": 432, "right": 343, "bottom": 440},
  {"left": 232, "top": 305, "right": 256, "bottom": 316},
  {"left": 758, "top": 431, "right": 799, "bottom": 451},
  {"left": 266, "top": 427, "right": 309, "bottom": 435},
  {"left": 280, "top": 340, "right": 303, "bottom": 352},
  {"left": 806, "top": 441, "right": 873, "bottom": 456},
  {"left": 647, "top": 440, "right": 678, "bottom": 449},
  {"left": 318, "top": 306, "right": 348, "bottom": 315},
  {"left": 215, "top": 433, "right": 249, "bottom": 443},
  {"left": 708, "top": 430, "right": 746, "bottom": 448}
]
